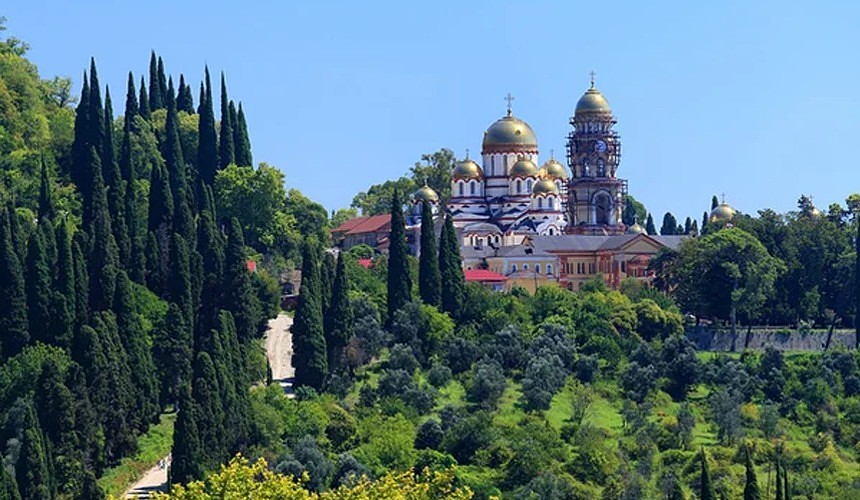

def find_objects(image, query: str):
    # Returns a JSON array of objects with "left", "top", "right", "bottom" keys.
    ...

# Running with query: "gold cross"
[
  {"left": 589, "top": 70, "right": 596, "bottom": 88},
  {"left": 504, "top": 92, "right": 515, "bottom": 115},
  {"left": 720, "top": 192, "right": 726, "bottom": 204},
  {"left": 465, "top": 148, "right": 470, "bottom": 159}
]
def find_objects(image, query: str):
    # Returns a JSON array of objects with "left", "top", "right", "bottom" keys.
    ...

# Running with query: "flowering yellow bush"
[{"left": 149, "top": 455, "right": 473, "bottom": 500}]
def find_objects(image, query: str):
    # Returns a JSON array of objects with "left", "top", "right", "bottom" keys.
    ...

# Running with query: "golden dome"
[
  {"left": 482, "top": 114, "right": 538, "bottom": 149},
  {"left": 413, "top": 185, "right": 439, "bottom": 203},
  {"left": 627, "top": 222, "right": 646, "bottom": 235},
  {"left": 532, "top": 178, "right": 559, "bottom": 195},
  {"left": 810, "top": 207, "right": 823, "bottom": 218},
  {"left": 452, "top": 159, "right": 483, "bottom": 180},
  {"left": 575, "top": 86, "right": 611, "bottom": 115},
  {"left": 510, "top": 157, "right": 539, "bottom": 178},
  {"left": 709, "top": 203, "right": 736, "bottom": 224},
  {"left": 542, "top": 158, "right": 568, "bottom": 180}
]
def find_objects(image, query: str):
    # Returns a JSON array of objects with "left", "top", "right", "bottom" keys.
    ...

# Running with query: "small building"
[
  {"left": 463, "top": 269, "right": 507, "bottom": 291},
  {"left": 332, "top": 214, "right": 391, "bottom": 250}
]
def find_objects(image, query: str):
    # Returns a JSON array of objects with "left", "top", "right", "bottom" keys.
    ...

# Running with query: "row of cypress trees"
[
  {"left": 414, "top": 195, "right": 465, "bottom": 319},
  {"left": 0, "top": 52, "right": 266, "bottom": 497}
]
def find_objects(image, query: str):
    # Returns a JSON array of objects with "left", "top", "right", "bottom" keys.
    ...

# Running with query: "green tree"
[
  {"left": 138, "top": 75, "right": 150, "bottom": 120},
  {"left": 712, "top": 195, "right": 719, "bottom": 210},
  {"left": 699, "top": 448, "right": 715, "bottom": 500},
  {"left": 0, "top": 205, "right": 28, "bottom": 359},
  {"left": 177, "top": 74, "right": 194, "bottom": 114},
  {"left": 147, "top": 162, "right": 173, "bottom": 235},
  {"left": 743, "top": 448, "right": 760, "bottom": 500},
  {"left": 197, "top": 67, "right": 218, "bottom": 186},
  {"left": 223, "top": 218, "right": 261, "bottom": 345},
  {"left": 218, "top": 73, "right": 234, "bottom": 169},
  {"left": 622, "top": 195, "right": 647, "bottom": 226},
  {"left": 36, "top": 360, "right": 83, "bottom": 498},
  {"left": 661, "top": 212, "right": 679, "bottom": 235},
  {"left": 148, "top": 52, "right": 162, "bottom": 110},
  {"left": 292, "top": 239, "right": 328, "bottom": 390},
  {"left": 16, "top": 402, "right": 51, "bottom": 500},
  {"left": 87, "top": 146, "right": 119, "bottom": 312},
  {"left": 154, "top": 303, "right": 192, "bottom": 405},
  {"left": 645, "top": 213, "right": 656, "bottom": 235},
  {"left": 71, "top": 236, "right": 89, "bottom": 327},
  {"left": 234, "top": 102, "right": 252, "bottom": 167},
  {"left": 439, "top": 213, "right": 464, "bottom": 319},
  {"left": 387, "top": 190, "right": 412, "bottom": 325},
  {"left": 325, "top": 251, "right": 353, "bottom": 370},
  {"left": 192, "top": 351, "right": 224, "bottom": 468},
  {"left": 25, "top": 228, "right": 52, "bottom": 343},
  {"left": 855, "top": 210, "right": 860, "bottom": 350},
  {"left": 37, "top": 159, "right": 54, "bottom": 220},
  {"left": 409, "top": 149, "right": 455, "bottom": 200},
  {"left": 351, "top": 177, "right": 416, "bottom": 216},
  {"left": 0, "top": 463, "right": 20, "bottom": 500},
  {"left": 418, "top": 201, "right": 441, "bottom": 307},
  {"left": 170, "top": 384, "right": 202, "bottom": 485}
]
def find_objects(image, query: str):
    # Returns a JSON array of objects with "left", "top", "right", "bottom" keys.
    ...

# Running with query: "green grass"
[
  {"left": 97, "top": 412, "right": 176, "bottom": 497},
  {"left": 435, "top": 379, "right": 465, "bottom": 409}
]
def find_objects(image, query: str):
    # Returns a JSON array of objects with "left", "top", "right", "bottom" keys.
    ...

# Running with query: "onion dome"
[
  {"left": 541, "top": 158, "right": 568, "bottom": 180},
  {"left": 626, "top": 222, "right": 646, "bottom": 235},
  {"left": 482, "top": 113, "right": 538, "bottom": 151},
  {"left": 709, "top": 203, "right": 736, "bottom": 224},
  {"left": 532, "top": 178, "right": 559, "bottom": 195},
  {"left": 575, "top": 85, "right": 611, "bottom": 115},
  {"left": 810, "top": 207, "right": 823, "bottom": 218},
  {"left": 412, "top": 185, "right": 439, "bottom": 203},
  {"left": 453, "top": 159, "right": 483, "bottom": 180},
  {"left": 510, "top": 157, "right": 539, "bottom": 178}
]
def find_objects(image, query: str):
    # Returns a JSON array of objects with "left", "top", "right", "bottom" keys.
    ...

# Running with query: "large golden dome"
[
  {"left": 532, "top": 178, "right": 559, "bottom": 195},
  {"left": 412, "top": 185, "right": 439, "bottom": 203},
  {"left": 575, "top": 86, "right": 611, "bottom": 115},
  {"left": 452, "top": 159, "right": 482, "bottom": 180},
  {"left": 482, "top": 113, "right": 538, "bottom": 149},
  {"left": 541, "top": 158, "right": 568, "bottom": 180},
  {"left": 709, "top": 203, "right": 736, "bottom": 224},
  {"left": 510, "top": 157, "right": 539, "bottom": 178}
]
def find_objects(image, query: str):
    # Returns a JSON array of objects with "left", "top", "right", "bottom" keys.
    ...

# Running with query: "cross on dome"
[
  {"left": 589, "top": 70, "right": 597, "bottom": 89},
  {"left": 504, "top": 92, "right": 515, "bottom": 116}
]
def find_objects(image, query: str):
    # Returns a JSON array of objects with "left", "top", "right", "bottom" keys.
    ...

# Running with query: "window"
[
  {"left": 535, "top": 264, "right": 541, "bottom": 273},
  {"left": 516, "top": 179, "right": 522, "bottom": 193},
  {"left": 588, "top": 263, "right": 596, "bottom": 274},
  {"left": 523, "top": 264, "right": 529, "bottom": 270},
  {"left": 511, "top": 264, "right": 518, "bottom": 272},
  {"left": 527, "top": 180, "right": 533, "bottom": 192},
  {"left": 621, "top": 261, "right": 626, "bottom": 273},
  {"left": 547, "top": 264, "right": 553, "bottom": 275},
  {"left": 470, "top": 182, "right": 476, "bottom": 195},
  {"left": 458, "top": 183, "right": 464, "bottom": 196},
  {"left": 597, "top": 159, "right": 606, "bottom": 177},
  {"left": 538, "top": 198, "right": 543, "bottom": 208},
  {"left": 595, "top": 193, "right": 611, "bottom": 225}
]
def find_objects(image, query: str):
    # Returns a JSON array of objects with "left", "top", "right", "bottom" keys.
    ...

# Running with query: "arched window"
[
  {"left": 527, "top": 179, "right": 533, "bottom": 192},
  {"left": 548, "top": 228, "right": 554, "bottom": 235},
  {"left": 547, "top": 264, "right": 553, "bottom": 275},
  {"left": 523, "top": 264, "right": 529, "bottom": 270},
  {"left": 535, "top": 264, "right": 541, "bottom": 273},
  {"left": 516, "top": 179, "right": 522, "bottom": 193},
  {"left": 470, "top": 182, "right": 476, "bottom": 195},
  {"left": 595, "top": 193, "right": 611, "bottom": 225},
  {"left": 538, "top": 198, "right": 543, "bottom": 208},
  {"left": 511, "top": 264, "right": 518, "bottom": 272},
  {"left": 597, "top": 159, "right": 606, "bottom": 177},
  {"left": 458, "top": 183, "right": 464, "bottom": 196}
]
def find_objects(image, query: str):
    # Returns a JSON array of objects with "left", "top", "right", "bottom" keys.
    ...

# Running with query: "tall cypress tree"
[
  {"left": 701, "top": 211, "right": 709, "bottom": 235},
  {"left": 325, "top": 251, "right": 352, "bottom": 371},
  {"left": 229, "top": 100, "right": 239, "bottom": 161},
  {"left": 148, "top": 52, "right": 162, "bottom": 110},
  {"left": 65, "top": 363, "right": 102, "bottom": 473},
  {"left": 0, "top": 462, "right": 20, "bottom": 500},
  {"left": 87, "top": 61, "right": 105, "bottom": 221},
  {"left": 15, "top": 403, "right": 51, "bottom": 500},
  {"left": 711, "top": 195, "right": 719, "bottom": 210},
  {"left": 124, "top": 72, "right": 139, "bottom": 122},
  {"left": 168, "top": 234, "right": 194, "bottom": 333},
  {"left": 154, "top": 303, "right": 192, "bottom": 404},
  {"left": 660, "top": 212, "right": 679, "bottom": 235},
  {"left": 418, "top": 201, "right": 441, "bottom": 307},
  {"left": 138, "top": 76, "right": 150, "bottom": 120},
  {"left": 218, "top": 73, "right": 235, "bottom": 168},
  {"left": 71, "top": 236, "right": 89, "bottom": 328},
  {"left": 164, "top": 79, "right": 195, "bottom": 245},
  {"left": 147, "top": 163, "right": 173, "bottom": 234},
  {"left": 176, "top": 74, "right": 194, "bottom": 114},
  {"left": 292, "top": 239, "right": 328, "bottom": 390},
  {"left": 114, "top": 270, "right": 160, "bottom": 429},
  {"left": 699, "top": 448, "right": 715, "bottom": 500},
  {"left": 386, "top": 190, "right": 411, "bottom": 325},
  {"left": 197, "top": 210, "right": 224, "bottom": 336},
  {"left": 35, "top": 360, "right": 82, "bottom": 498},
  {"left": 223, "top": 218, "right": 260, "bottom": 345},
  {"left": 37, "top": 159, "right": 54, "bottom": 221},
  {"left": 645, "top": 213, "right": 657, "bottom": 235},
  {"left": 25, "top": 228, "right": 52, "bottom": 344},
  {"left": 743, "top": 447, "right": 760, "bottom": 500},
  {"left": 87, "top": 147, "right": 119, "bottom": 312},
  {"left": 0, "top": 206, "right": 28, "bottom": 360},
  {"left": 157, "top": 56, "right": 167, "bottom": 105},
  {"left": 144, "top": 231, "right": 164, "bottom": 295},
  {"left": 235, "top": 102, "right": 252, "bottom": 166},
  {"left": 197, "top": 67, "right": 219, "bottom": 186},
  {"left": 321, "top": 252, "right": 335, "bottom": 315},
  {"left": 105, "top": 88, "right": 131, "bottom": 267},
  {"left": 191, "top": 352, "right": 224, "bottom": 467},
  {"left": 70, "top": 72, "right": 91, "bottom": 199},
  {"left": 170, "top": 384, "right": 202, "bottom": 485},
  {"left": 439, "top": 212, "right": 464, "bottom": 320},
  {"left": 54, "top": 220, "right": 75, "bottom": 317},
  {"left": 775, "top": 457, "right": 783, "bottom": 500},
  {"left": 122, "top": 75, "right": 145, "bottom": 283}
]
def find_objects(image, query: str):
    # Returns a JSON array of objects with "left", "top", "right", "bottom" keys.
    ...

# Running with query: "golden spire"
[{"left": 589, "top": 70, "right": 596, "bottom": 89}]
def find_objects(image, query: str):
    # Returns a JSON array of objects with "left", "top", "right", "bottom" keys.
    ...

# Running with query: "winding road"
[{"left": 124, "top": 313, "right": 294, "bottom": 498}]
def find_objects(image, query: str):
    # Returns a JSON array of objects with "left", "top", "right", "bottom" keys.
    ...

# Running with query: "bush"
[
  {"left": 388, "top": 343, "right": 419, "bottom": 373},
  {"left": 445, "top": 337, "right": 480, "bottom": 375},
  {"left": 466, "top": 359, "right": 506, "bottom": 408},
  {"left": 331, "top": 453, "right": 370, "bottom": 488},
  {"left": 414, "top": 419, "right": 443, "bottom": 450},
  {"left": 426, "top": 363, "right": 452, "bottom": 388}
]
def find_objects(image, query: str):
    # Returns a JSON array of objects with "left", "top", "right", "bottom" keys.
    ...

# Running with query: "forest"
[{"left": 4, "top": 18, "right": 860, "bottom": 500}]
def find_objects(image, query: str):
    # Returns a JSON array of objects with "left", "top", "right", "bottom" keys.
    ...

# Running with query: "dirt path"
[
  {"left": 124, "top": 314, "right": 294, "bottom": 497},
  {"left": 265, "top": 313, "right": 295, "bottom": 397}
]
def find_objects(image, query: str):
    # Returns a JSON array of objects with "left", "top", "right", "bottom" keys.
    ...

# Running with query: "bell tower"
[{"left": 565, "top": 73, "right": 627, "bottom": 235}]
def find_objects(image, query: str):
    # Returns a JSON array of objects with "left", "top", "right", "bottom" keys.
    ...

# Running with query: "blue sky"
[{"left": 5, "top": 1, "right": 860, "bottom": 222}]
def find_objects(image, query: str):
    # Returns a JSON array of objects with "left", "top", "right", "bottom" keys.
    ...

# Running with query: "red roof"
[
  {"left": 464, "top": 269, "right": 507, "bottom": 283},
  {"left": 333, "top": 215, "right": 391, "bottom": 236},
  {"left": 357, "top": 258, "right": 373, "bottom": 269}
]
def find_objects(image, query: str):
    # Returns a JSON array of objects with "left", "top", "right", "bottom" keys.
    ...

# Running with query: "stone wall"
[{"left": 685, "top": 326, "right": 856, "bottom": 352}]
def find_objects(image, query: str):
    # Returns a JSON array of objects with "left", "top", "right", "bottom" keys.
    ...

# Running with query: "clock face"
[{"left": 594, "top": 140, "right": 607, "bottom": 153}]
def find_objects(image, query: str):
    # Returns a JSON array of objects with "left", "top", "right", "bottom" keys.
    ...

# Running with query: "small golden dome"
[
  {"left": 482, "top": 114, "right": 538, "bottom": 149},
  {"left": 532, "top": 178, "right": 559, "bottom": 195},
  {"left": 627, "top": 222, "right": 646, "bottom": 235},
  {"left": 810, "top": 207, "right": 823, "bottom": 218},
  {"left": 452, "top": 159, "right": 483, "bottom": 180},
  {"left": 575, "top": 86, "right": 611, "bottom": 115},
  {"left": 510, "top": 157, "right": 539, "bottom": 178},
  {"left": 709, "top": 203, "right": 736, "bottom": 224},
  {"left": 542, "top": 158, "right": 568, "bottom": 180},
  {"left": 413, "top": 185, "right": 439, "bottom": 203}
]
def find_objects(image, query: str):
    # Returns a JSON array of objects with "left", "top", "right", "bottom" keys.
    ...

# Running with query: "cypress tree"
[
  {"left": 70, "top": 72, "right": 91, "bottom": 198},
  {"left": 208, "top": 311, "right": 246, "bottom": 454},
  {"left": 87, "top": 61, "right": 105, "bottom": 219},
  {"left": 87, "top": 147, "right": 119, "bottom": 312},
  {"left": 229, "top": 100, "right": 239, "bottom": 162},
  {"left": 164, "top": 79, "right": 195, "bottom": 245},
  {"left": 54, "top": 220, "right": 75, "bottom": 316},
  {"left": 325, "top": 251, "right": 352, "bottom": 371},
  {"left": 775, "top": 457, "right": 783, "bottom": 500},
  {"left": 114, "top": 270, "right": 160, "bottom": 429},
  {"left": 218, "top": 73, "right": 235, "bottom": 168},
  {"left": 783, "top": 464, "right": 790, "bottom": 500},
  {"left": 197, "top": 210, "right": 224, "bottom": 336},
  {"left": 684, "top": 216, "right": 692, "bottom": 235},
  {"left": 15, "top": 402, "right": 51, "bottom": 500},
  {"left": 72, "top": 236, "right": 89, "bottom": 328},
  {"left": 292, "top": 239, "right": 328, "bottom": 390},
  {"left": 701, "top": 211, "right": 709, "bottom": 235},
  {"left": 147, "top": 163, "right": 173, "bottom": 234},
  {"left": 48, "top": 292, "right": 73, "bottom": 353},
  {"left": 235, "top": 102, "right": 252, "bottom": 166},
  {"left": 439, "top": 212, "right": 465, "bottom": 320},
  {"left": 157, "top": 57, "right": 167, "bottom": 105},
  {"left": 123, "top": 72, "right": 138, "bottom": 122},
  {"left": 386, "top": 190, "right": 411, "bottom": 325},
  {"left": 321, "top": 251, "right": 335, "bottom": 315},
  {"left": 418, "top": 201, "right": 441, "bottom": 307},
  {"left": 37, "top": 159, "right": 54, "bottom": 221},
  {"left": 101, "top": 87, "right": 120, "bottom": 189},
  {"left": 0, "top": 206, "right": 28, "bottom": 359},
  {"left": 25, "top": 229, "right": 53, "bottom": 344},
  {"left": 145, "top": 231, "right": 164, "bottom": 295},
  {"left": 197, "top": 67, "right": 218, "bottom": 186},
  {"left": 65, "top": 363, "right": 102, "bottom": 473},
  {"left": 691, "top": 219, "right": 699, "bottom": 236},
  {"left": 645, "top": 213, "right": 657, "bottom": 235},
  {"left": 105, "top": 88, "right": 131, "bottom": 267},
  {"left": 856, "top": 215, "right": 860, "bottom": 351},
  {"left": 743, "top": 447, "right": 760, "bottom": 500},
  {"left": 223, "top": 218, "right": 260, "bottom": 345},
  {"left": 138, "top": 76, "right": 150, "bottom": 120},
  {"left": 660, "top": 212, "right": 679, "bottom": 235},
  {"left": 170, "top": 384, "right": 202, "bottom": 485},
  {"left": 711, "top": 195, "right": 719, "bottom": 210},
  {"left": 177, "top": 74, "right": 194, "bottom": 114},
  {"left": 0, "top": 464, "right": 20, "bottom": 500},
  {"left": 7, "top": 201, "right": 25, "bottom": 262},
  {"left": 153, "top": 303, "right": 192, "bottom": 404},
  {"left": 699, "top": 448, "right": 715, "bottom": 500},
  {"left": 192, "top": 352, "right": 224, "bottom": 467},
  {"left": 168, "top": 234, "right": 194, "bottom": 332},
  {"left": 148, "top": 52, "right": 162, "bottom": 110},
  {"left": 121, "top": 76, "right": 145, "bottom": 283},
  {"left": 35, "top": 360, "right": 82, "bottom": 497},
  {"left": 39, "top": 217, "right": 56, "bottom": 270}
]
